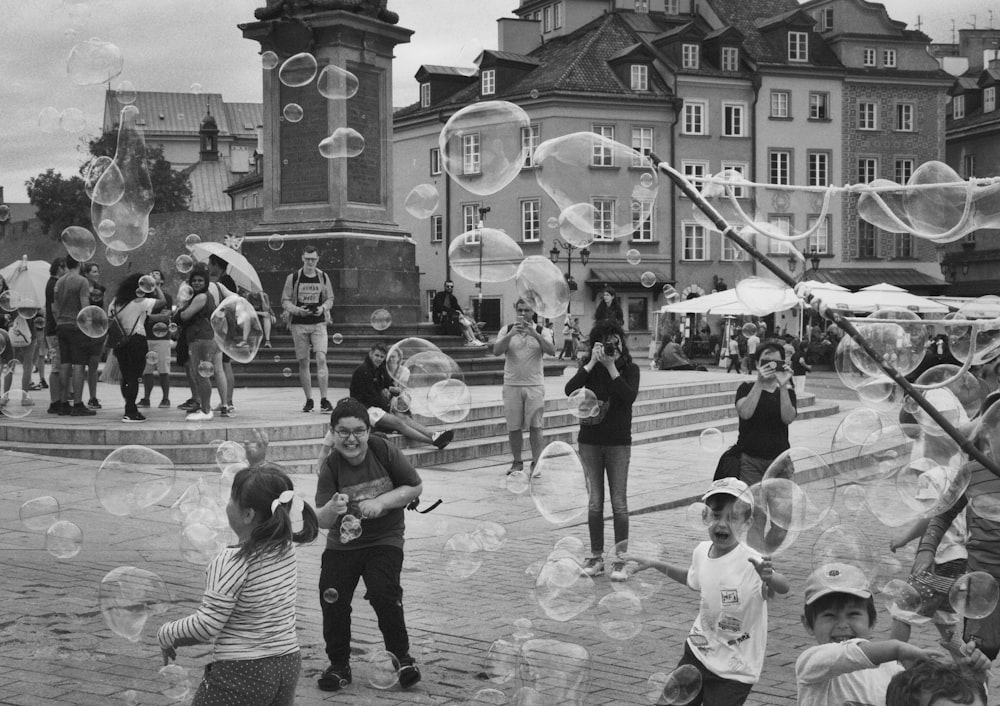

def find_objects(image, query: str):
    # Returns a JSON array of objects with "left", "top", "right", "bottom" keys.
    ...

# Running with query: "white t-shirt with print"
[
  {"left": 686, "top": 541, "right": 767, "bottom": 684},
  {"left": 796, "top": 639, "right": 902, "bottom": 706}
]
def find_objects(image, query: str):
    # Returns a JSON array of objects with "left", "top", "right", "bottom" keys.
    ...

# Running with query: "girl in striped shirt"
[{"left": 158, "top": 465, "right": 319, "bottom": 705}]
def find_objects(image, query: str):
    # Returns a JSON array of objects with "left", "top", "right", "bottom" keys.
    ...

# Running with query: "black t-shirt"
[
  {"left": 565, "top": 362, "right": 641, "bottom": 446},
  {"left": 44, "top": 276, "right": 58, "bottom": 336},
  {"left": 144, "top": 292, "right": 173, "bottom": 339},
  {"left": 735, "top": 382, "right": 797, "bottom": 460}
]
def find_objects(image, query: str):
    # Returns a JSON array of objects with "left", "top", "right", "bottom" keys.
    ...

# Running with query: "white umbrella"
[
  {"left": 659, "top": 287, "right": 799, "bottom": 316},
  {"left": 0, "top": 257, "right": 49, "bottom": 310},
  {"left": 841, "top": 283, "right": 948, "bottom": 314},
  {"left": 189, "top": 242, "right": 263, "bottom": 294}
]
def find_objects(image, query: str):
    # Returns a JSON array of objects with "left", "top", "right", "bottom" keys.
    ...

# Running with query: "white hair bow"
[{"left": 270, "top": 490, "right": 305, "bottom": 528}]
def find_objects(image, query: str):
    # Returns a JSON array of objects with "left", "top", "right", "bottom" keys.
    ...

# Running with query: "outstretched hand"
[{"left": 243, "top": 428, "right": 270, "bottom": 468}]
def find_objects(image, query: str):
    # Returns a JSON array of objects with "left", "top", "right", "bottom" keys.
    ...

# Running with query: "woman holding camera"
[
  {"left": 734, "top": 340, "right": 797, "bottom": 485},
  {"left": 565, "top": 320, "right": 640, "bottom": 582}
]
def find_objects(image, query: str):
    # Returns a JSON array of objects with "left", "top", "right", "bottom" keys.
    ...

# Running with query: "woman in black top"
[
  {"left": 564, "top": 320, "right": 640, "bottom": 582},
  {"left": 83, "top": 262, "right": 106, "bottom": 409},
  {"left": 734, "top": 340, "right": 797, "bottom": 485},
  {"left": 594, "top": 287, "right": 624, "bottom": 328}
]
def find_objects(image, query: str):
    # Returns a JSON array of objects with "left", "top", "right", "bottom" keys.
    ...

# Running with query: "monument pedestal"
[{"left": 242, "top": 9, "right": 419, "bottom": 323}]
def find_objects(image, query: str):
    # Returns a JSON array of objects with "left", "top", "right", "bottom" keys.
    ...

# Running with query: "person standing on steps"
[
  {"left": 281, "top": 246, "right": 335, "bottom": 414},
  {"left": 52, "top": 256, "right": 97, "bottom": 416},
  {"left": 138, "top": 269, "right": 173, "bottom": 410}
]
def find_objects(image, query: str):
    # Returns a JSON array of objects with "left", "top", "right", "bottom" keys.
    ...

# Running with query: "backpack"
[
  {"left": 281, "top": 268, "right": 332, "bottom": 328},
  {"left": 106, "top": 302, "right": 142, "bottom": 350},
  {"left": 8, "top": 315, "right": 33, "bottom": 348}
]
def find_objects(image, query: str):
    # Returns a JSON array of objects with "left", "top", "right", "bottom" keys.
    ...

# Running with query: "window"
[
  {"left": 809, "top": 92, "right": 829, "bottom": 120},
  {"left": 857, "top": 157, "right": 878, "bottom": 183},
  {"left": 592, "top": 124, "right": 615, "bottom": 166},
  {"left": 682, "top": 44, "right": 700, "bottom": 70},
  {"left": 895, "top": 103, "right": 914, "bottom": 132},
  {"left": 883, "top": 49, "right": 897, "bottom": 68},
  {"left": 986, "top": 87, "right": 997, "bottom": 113},
  {"left": 721, "top": 235, "right": 747, "bottom": 261},
  {"left": 720, "top": 161, "right": 748, "bottom": 198},
  {"left": 554, "top": 1, "right": 563, "bottom": 28},
  {"left": 420, "top": 83, "right": 430, "bottom": 108},
  {"left": 953, "top": 95, "right": 965, "bottom": 119},
  {"left": 858, "top": 101, "right": 877, "bottom": 130},
  {"left": 891, "top": 233, "right": 913, "bottom": 259},
  {"left": 722, "top": 103, "right": 745, "bottom": 137},
  {"left": 627, "top": 297, "right": 648, "bottom": 332},
  {"left": 682, "top": 100, "right": 707, "bottom": 135},
  {"left": 788, "top": 31, "right": 808, "bottom": 62},
  {"left": 665, "top": 0, "right": 679, "bottom": 12},
  {"left": 462, "top": 203, "right": 480, "bottom": 238},
  {"left": 543, "top": 5, "right": 553, "bottom": 32},
  {"left": 820, "top": 7, "right": 834, "bottom": 30},
  {"left": 632, "top": 200, "right": 654, "bottom": 241},
  {"left": 631, "top": 64, "right": 649, "bottom": 91},
  {"left": 592, "top": 199, "right": 616, "bottom": 240},
  {"left": 806, "top": 215, "right": 830, "bottom": 254},
  {"left": 807, "top": 151, "right": 830, "bottom": 187},
  {"left": 521, "top": 200, "right": 540, "bottom": 242},
  {"left": 682, "top": 160, "right": 709, "bottom": 193},
  {"left": 635, "top": 0, "right": 649, "bottom": 12},
  {"left": 682, "top": 222, "right": 707, "bottom": 260},
  {"left": 857, "top": 220, "right": 877, "bottom": 258},
  {"left": 721, "top": 46, "right": 740, "bottom": 71},
  {"left": 430, "top": 147, "right": 442, "bottom": 175},
  {"left": 767, "top": 216, "right": 793, "bottom": 254},
  {"left": 241, "top": 195, "right": 248, "bottom": 209},
  {"left": 863, "top": 48, "right": 876, "bottom": 67},
  {"left": 430, "top": 215, "right": 443, "bottom": 243},
  {"left": 631, "top": 126, "right": 653, "bottom": 167},
  {"left": 521, "top": 124, "right": 539, "bottom": 168},
  {"left": 894, "top": 158, "right": 914, "bottom": 183},
  {"left": 481, "top": 69, "right": 495, "bottom": 96},
  {"left": 770, "top": 90, "right": 790, "bottom": 118},
  {"left": 963, "top": 154, "right": 976, "bottom": 178},
  {"left": 462, "top": 133, "right": 481, "bottom": 174},
  {"left": 769, "top": 150, "right": 791, "bottom": 185}
]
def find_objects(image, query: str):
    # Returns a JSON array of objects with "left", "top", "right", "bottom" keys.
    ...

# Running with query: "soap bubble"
[
  {"left": 438, "top": 101, "right": 530, "bottom": 196},
  {"left": 811, "top": 525, "right": 880, "bottom": 585},
  {"left": 567, "top": 387, "right": 600, "bottom": 418},
  {"left": 137, "top": 275, "right": 156, "bottom": 294},
  {"left": 83, "top": 155, "right": 120, "bottom": 204},
  {"left": 66, "top": 38, "right": 123, "bottom": 85},
  {"left": 175, "top": 254, "right": 193, "bottom": 273},
  {"left": 443, "top": 532, "right": 483, "bottom": 580},
  {"left": 397, "top": 351, "right": 463, "bottom": 417},
  {"left": 597, "top": 590, "right": 643, "bottom": 640},
  {"left": 735, "top": 277, "right": 794, "bottom": 316},
  {"left": 741, "top": 322, "right": 758, "bottom": 338},
  {"left": 534, "top": 557, "right": 595, "bottom": 621},
  {"left": 613, "top": 538, "right": 666, "bottom": 599},
  {"left": 20, "top": 496, "right": 60, "bottom": 532},
  {"left": 214, "top": 441, "right": 247, "bottom": 470},
  {"left": 365, "top": 649, "right": 400, "bottom": 690},
  {"left": 733, "top": 484, "right": 800, "bottom": 556},
  {"left": 77, "top": 305, "right": 109, "bottom": 337},
  {"left": 831, "top": 407, "right": 884, "bottom": 451},
  {"left": 913, "top": 364, "right": 988, "bottom": 421},
  {"left": 650, "top": 665, "right": 702, "bottom": 705},
  {"left": 880, "top": 578, "right": 924, "bottom": 614},
  {"left": 278, "top": 52, "right": 318, "bottom": 87},
  {"left": 96, "top": 445, "right": 176, "bottom": 516},
  {"left": 332, "top": 332, "right": 344, "bottom": 344},
  {"left": 0, "top": 390, "right": 33, "bottom": 419},
  {"left": 455, "top": 40, "right": 484, "bottom": 75},
  {"left": 483, "top": 640, "right": 518, "bottom": 684},
  {"left": 517, "top": 639, "right": 591, "bottom": 704},
  {"left": 114, "top": 80, "right": 136, "bottom": 105},
  {"left": 506, "top": 470, "right": 529, "bottom": 494},
  {"left": 625, "top": 249, "right": 641, "bottom": 265},
  {"left": 385, "top": 338, "right": 442, "bottom": 382},
  {"left": 176, "top": 283, "right": 194, "bottom": 304},
  {"left": 515, "top": 256, "right": 571, "bottom": 320},
  {"left": 0, "top": 205, "right": 9, "bottom": 223},
  {"left": 427, "top": 378, "right": 471, "bottom": 423},
  {"left": 282, "top": 367, "right": 292, "bottom": 378},
  {"left": 99, "top": 566, "right": 171, "bottom": 642},
  {"left": 699, "top": 428, "right": 725, "bottom": 452},
  {"left": 45, "top": 520, "right": 83, "bottom": 559},
  {"left": 763, "top": 447, "right": 835, "bottom": 530},
  {"left": 282, "top": 103, "right": 304, "bottom": 123},
  {"left": 449, "top": 227, "right": 524, "bottom": 284},
  {"left": 950, "top": 572, "right": 1000, "bottom": 619},
  {"left": 37, "top": 106, "right": 61, "bottom": 134},
  {"left": 640, "top": 272, "right": 657, "bottom": 288},
  {"left": 210, "top": 295, "right": 263, "bottom": 364},
  {"left": 370, "top": 309, "right": 392, "bottom": 331},
  {"left": 317, "top": 64, "right": 359, "bottom": 99},
  {"left": 530, "top": 441, "right": 588, "bottom": 524},
  {"left": 198, "top": 361, "right": 215, "bottom": 378},
  {"left": 60, "top": 107, "right": 87, "bottom": 133},
  {"left": 158, "top": 663, "right": 191, "bottom": 701},
  {"left": 851, "top": 309, "right": 930, "bottom": 377},
  {"left": 97, "top": 219, "right": 116, "bottom": 239},
  {"left": 319, "top": 128, "right": 365, "bottom": 158},
  {"left": 267, "top": 233, "right": 284, "bottom": 251},
  {"left": 662, "top": 284, "right": 680, "bottom": 304},
  {"left": 91, "top": 106, "right": 154, "bottom": 252},
  {"left": 322, "top": 588, "right": 339, "bottom": 604},
  {"left": 947, "top": 296, "right": 1000, "bottom": 365},
  {"left": 471, "top": 521, "right": 508, "bottom": 552},
  {"left": 184, "top": 233, "right": 201, "bottom": 251},
  {"left": 261, "top": 51, "right": 279, "bottom": 70},
  {"left": 557, "top": 204, "right": 598, "bottom": 248},
  {"left": 685, "top": 501, "right": 710, "bottom": 530},
  {"left": 404, "top": 183, "right": 440, "bottom": 219},
  {"left": 180, "top": 523, "right": 223, "bottom": 565}
]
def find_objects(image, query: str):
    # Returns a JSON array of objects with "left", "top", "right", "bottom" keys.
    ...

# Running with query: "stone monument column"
[{"left": 241, "top": 6, "right": 419, "bottom": 323}]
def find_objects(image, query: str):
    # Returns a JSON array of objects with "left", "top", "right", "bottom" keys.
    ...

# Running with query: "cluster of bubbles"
[
  {"left": 442, "top": 521, "right": 508, "bottom": 579},
  {"left": 19, "top": 495, "right": 83, "bottom": 559},
  {"left": 340, "top": 513, "right": 362, "bottom": 544},
  {"left": 384, "top": 337, "right": 471, "bottom": 422},
  {"left": 37, "top": 106, "right": 87, "bottom": 134}
]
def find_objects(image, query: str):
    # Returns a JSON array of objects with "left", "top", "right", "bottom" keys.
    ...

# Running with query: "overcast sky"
[{"left": 1, "top": 0, "right": 993, "bottom": 203}]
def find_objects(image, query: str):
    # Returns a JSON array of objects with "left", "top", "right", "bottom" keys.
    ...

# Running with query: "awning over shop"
[
  {"left": 805, "top": 267, "right": 948, "bottom": 295},
  {"left": 586, "top": 267, "right": 672, "bottom": 298},
  {"left": 944, "top": 280, "right": 998, "bottom": 297}
]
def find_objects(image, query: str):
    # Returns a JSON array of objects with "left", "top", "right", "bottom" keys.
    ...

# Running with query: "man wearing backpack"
[{"left": 281, "top": 246, "right": 335, "bottom": 413}]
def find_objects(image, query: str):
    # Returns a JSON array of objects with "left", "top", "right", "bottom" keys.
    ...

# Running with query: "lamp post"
[{"left": 549, "top": 239, "right": 591, "bottom": 314}]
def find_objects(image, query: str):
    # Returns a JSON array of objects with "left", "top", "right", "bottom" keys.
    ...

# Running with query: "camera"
[{"left": 771, "top": 362, "right": 789, "bottom": 372}]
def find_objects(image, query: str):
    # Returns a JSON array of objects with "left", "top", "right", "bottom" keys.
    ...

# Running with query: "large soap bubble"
[
  {"left": 319, "top": 128, "right": 365, "bottom": 158},
  {"left": 762, "top": 447, "right": 835, "bottom": 530},
  {"left": 530, "top": 441, "right": 587, "bottom": 524},
  {"left": 20, "top": 496, "right": 60, "bottom": 532},
  {"left": 647, "top": 665, "right": 702, "bottom": 705},
  {"left": 449, "top": 227, "right": 523, "bottom": 284},
  {"left": 427, "top": 378, "right": 472, "bottom": 423},
  {"left": 516, "top": 639, "right": 591, "bottom": 705},
  {"left": 61, "top": 226, "right": 97, "bottom": 261},
  {"left": 949, "top": 571, "right": 1000, "bottom": 619},
  {"left": 95, "top": 445, "right": 176, "bottom": 516},
  {"left": 66, "top": 38, "right": 123, "bottom": 85},
  {"left": 398, "top": 350, "right": 464, "bottom": 417},
  {"left": 91, "top": 106, "right": 154, "bottom": 252},
  {"left": 534, "top": 557, "right": 595, "bottom": 622},
  {"left": 913, "top": 364, "right": 988, "bottom": 421},
  {"left": 596, "top": 590, "right": 643, "bottom": 640},
  {"left": 515, "top": 256, "right": 570, "bottom": 320},
  {"left": 317, "top": 64, "right": 359, "bottom": 99},
  {"left": 386, "top": 338, "right": 442, "bottom": 385},
  {"left": 851, "top": 309, "right": 929, "bottom": 377},
  {"left": 556, "top": 204, "right": 598, "bottom": 248},
  {"left": 734, "top": 277, "right": 795, "bottom": 316},
  {"left": 947, "top": 296, "right": 1000, "bottom": 366},
  {"left": 404, "top": 184, "right": 440, "bottom": 219},
  {"left": 210, "top": 295, "right": 263, "bottom": 364},
  {"left": 438, "top": 101, "right": 530, "bottom": 196},
  {"left": 733, "top": 483, "right": 800, "bottom": 556},
  {"left": 46, "top": 520, "right": 83, "bottom": 559},
  {"left": 534, "top": 132, "right": 657, "bottom": 238},
  {"left": 811, "top": 526, "right": 880, "bottom": 585},
  {"left": 278, "top": 52, "right": 318, "bottom": 87},
  {"left": 99, "top": 566, "right": 171, "bottom": 642},
  {"left": 77, "top": 305, "right": 109, "bottom": 338}
]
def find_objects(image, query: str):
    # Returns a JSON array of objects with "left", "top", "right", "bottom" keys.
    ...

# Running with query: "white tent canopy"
[
  {"left": 659, "top": 287, "right": 799, "bottom": 316},
  {"left": 838, "top": 283, "right": 949, "bottom": 314}
]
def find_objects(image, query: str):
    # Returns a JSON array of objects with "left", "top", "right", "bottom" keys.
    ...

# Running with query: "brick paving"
[{"left": 0, "top": 373, "right": 981, "bottom": 705}]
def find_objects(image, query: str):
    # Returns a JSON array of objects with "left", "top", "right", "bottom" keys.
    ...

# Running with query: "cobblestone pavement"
[{"left": 0, "top": 374, "right": 980, "bottom": 705}]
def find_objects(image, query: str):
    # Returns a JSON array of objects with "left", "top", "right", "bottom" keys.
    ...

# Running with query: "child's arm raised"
[{"left": 624, "top": 555, "right": 690, "bottom": 586}]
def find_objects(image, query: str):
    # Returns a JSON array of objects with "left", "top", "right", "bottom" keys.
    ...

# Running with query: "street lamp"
[{"left": 549, "top": 239, "right": 591, "bottom": 313}]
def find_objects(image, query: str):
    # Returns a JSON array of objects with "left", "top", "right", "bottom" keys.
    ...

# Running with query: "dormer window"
[
  {"left": 953, "top": 95, "right": 965, "bottom": 119},
  {"left": 863, "top": 48, "right": 876, "bottom": 67},
  {"left": 635, "top": 0, "right": 649, "bottom": 12},
  {"left": 986, "top": 86, "right": 997, "bottom": 113},
  {"left": 665, "top": 0, "right": 679, "bottom": 12},
  {"left": 631, "top": 64, "right": 649, "bottom": 91},
  {"left": 482, "top": 69, "right": 496, "bottom": 96},
  {"left": 682, "top": 44, "right": 700, "bottom": 70},
  {"left": 420, "top": 83, "right": 430, "bottom": 108},
  {"left": 554, "top": 2, "right": 562, "bottom": 28},
  {"left": 788, "top": 32, "right": 808, "bottom": 62},
  {"left": 883, "top": 49, "right": 897, "bottom": 68},
  {"left": 819, "top": 7, "right": 833, "bottom": 30},
  {"left": 543, "top": 5, "right": 553, "bottom": 32},
  {"left": 721, "top": 46, "right": 739, "bottom": 71}
]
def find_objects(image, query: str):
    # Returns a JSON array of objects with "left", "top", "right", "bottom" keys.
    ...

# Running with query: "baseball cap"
[
  {"left": 804, "top": 563, "right": 871, "bottom": 606},
  {"left": 702, "top": 477, "right": 749, "bottom": 502}
]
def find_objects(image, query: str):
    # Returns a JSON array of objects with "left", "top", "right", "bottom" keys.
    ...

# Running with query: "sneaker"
[
  {"left": 47, "top": 403, "right": 61, "bottom": 415},
  {"left": 87, "top": 398, "right": 102, "bottom": 409},
  {"left": 137, "top": 398, "right": 151, "bottom": 408},
  {"left": 216, "top": 405, "right": 230, "bottom": 418},
  {"left": 507, "top": 461, "right": 524, "bottom": 475},
  {"left": 320, "top": 398, "right": 333, "bottom": 413},
  {"left": 432, "top": 429, "right": 454, "bottom": 449},
  {"left": 609, "top": 560, "right": 628, "bottom": 582},
  {"left": 263, "top": 340, "right": 272, "bottom": 348},
  {"left": 122, "top": 412, "right": 147, "bottom": 423},
  {"left": 40, "top": 380, "right": 48, "bottom": 389},
  {"left": 28, "top": 382, "right": 44, "bottom": 391},
  {"left": 57, "top": 401, "right": 72, "bottom": 416},
  {"left": 70, "top": 403, "right": 97, "bottom": 416},
  {"left": 582, "top": 556, "right": 604, "bottom": 577},
  {"left": 225, "top": 405, "right": 236, "bottom": 417},
  {"left": 398, "top": 662, "right": 421, "bottom": 690},
  {"left": 158, "top": 399, "right": 172, "bottom": 408},
  {"left": 302, "top": 399, "right": 315, "bottom": 413},
  {"left": 318, "top": 664, "right": 352, "bottom": 692},
  {"left": 178, "top": 398, "right": 198, "bottom": 411},
  {"left": 186, "top": 410, "right": 209, "bottom": 422}
]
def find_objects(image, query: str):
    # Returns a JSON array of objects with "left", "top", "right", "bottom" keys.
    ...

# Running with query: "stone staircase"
[{"left": 0, "top": 377, "right": 840, "bottom": 474}]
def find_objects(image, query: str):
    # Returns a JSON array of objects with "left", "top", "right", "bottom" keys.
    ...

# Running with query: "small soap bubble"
[
  {"left": 38, "top": 106, "right": 61, "bottom": 134},
  {"left": 319, "top": 127, "right": 365, "bottom": 158},
  {"left": 184, "top": 233, "right": 201, "bottom": 252},
  {"left": 404, "top": 184, "right": 440, "bottom": 219},
  {"left": 483, "top": 642, "right": 517, "bottom": 685},
  {"left": 322, "top": 588, "right": 339, "bottom": 603},
  {"left": 685, "top": 501, "right": 710, "bottom": 530},
  {"left": 950, "top": 571, "right": 1000, "bottom": 619},
  {"left": 45, "top": 520, "right": 83, "bottom": 559},
  {"left": 699, "top": 428, "right": 724, "bottom": 452},
  {"left": 158, "top": 663, "right": 191, "bottom": 701},
  {"left": 370, "top": 309, "right": 392, "bottom": 331},
  {"left": 210, "top": 295, "right": 264, "bottom": 364},
  {"left": 625, "top": 249, "right": 641, "bottom": 265},
  {"left": 515, "top": 256, "right": 571, "bottom": 319},
  {"left": 20, "top": 496, "right": 61, "bottom": 532},
  {"left": 261, "top": 51, "right": 279, "bottom": 70},
  {"left": 530, "top": 89, "right": 540, "bottom": 99},
  {"left": 278, "top": 52, "right": 318, "bottom": 87},
  {"left": 534, "top": 557, "right": 595, "bottom": 621},
  {"left": 505, "top": 470, "right": 530, "bottom": 494},
  {"left": 317, "top": 64, "right": 359, "bottom": 100},
  {"left": 741, "top": 322, "right": 758, "bottom": 338},
  {"left": 282, "top": 367, "right": 292, "bottom": 378},
  {"left": 175, "top": 254, "right": 193, "bottom": 273},
  {"left": 66, "top": 38, "right": 123, "bottom": 86},
  {"left": 332, "top": 332, "right": 344, "bottom": 344},
  {"left": 567, "top": 388, "right": 600, "bottom": 418},
  {"left": 267, "top": 233, "right": 284, "bottom": 251},
  {"left": 443, "top": 532, "right": 483, "bottom": 580},
  {"left": 145, "top": 351, "right": 158, "bottom": 366},
  {"left": 365, "top": 649, "right": 400, "bottom": 690},
  {"left": 138, "top": 275, "right": 155, "bottom": 293},
  {"left": 190, "top": 83, "right": 203, "bottom": 95},
  {"left": 176, "top": 283, "right": 193, "bottom": 304},
  {"left": 282, "top": 103, "right": 304, "bottom": 123},
  {"left": 60, "top": 107, "right": 87, "bottom": 133},
  {"left": 96, "top": 446, "right": 176, "bottom": 517},
  {"left": 596, "top": 590, "right": 643, "bottom": 640},
  {"left": 77, "top": 305, "right": 109, "bottom": 337},
  {"left": 197, "top": 361, "right": 214, "bottom": 378},
  {"left": 97, "top": 219, "right": 116, "bottom": 239},
  {"left": 0, "top": 390, "right": 34, "bottom": 419},
  {"left": 653, "top": 665, "right": 702, "bottom": 705},
  {"left": 114, "top": 80, "right": 136, "bottom": 105},
  {"left": 531, "top": 441, "right": 588, "bottom": 525}
]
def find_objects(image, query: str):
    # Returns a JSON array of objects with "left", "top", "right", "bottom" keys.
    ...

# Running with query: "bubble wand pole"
[{"left": 650, "top": 153, "right": 1000, "bottom": 477}]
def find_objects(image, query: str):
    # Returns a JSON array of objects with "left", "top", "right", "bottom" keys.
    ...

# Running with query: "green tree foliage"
[{"left": 24, "top": 131, "right": 192, "bottom": 238}]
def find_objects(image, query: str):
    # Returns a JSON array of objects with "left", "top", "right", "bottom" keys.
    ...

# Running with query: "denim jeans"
[{"left": 579, "top": 443, "right": 631, "bottom": 556}]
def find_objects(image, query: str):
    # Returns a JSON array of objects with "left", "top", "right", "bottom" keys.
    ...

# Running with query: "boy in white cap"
[{"left": 628, "top": 477, "right": 788, "bottom": 705}]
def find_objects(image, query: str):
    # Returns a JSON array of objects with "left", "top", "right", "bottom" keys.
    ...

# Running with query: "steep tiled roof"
[
  {"left": 706, "top": 0, "right": 841, "bottom": 67},
  {"left": 103, "top": 91, "right": 262, "bottom": 139},
  {"left": 182, "top": 156, "right": 237, "bottom": 212},
  {"left": 481, "top": 50, "right": 541, "bottom": 66}
]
